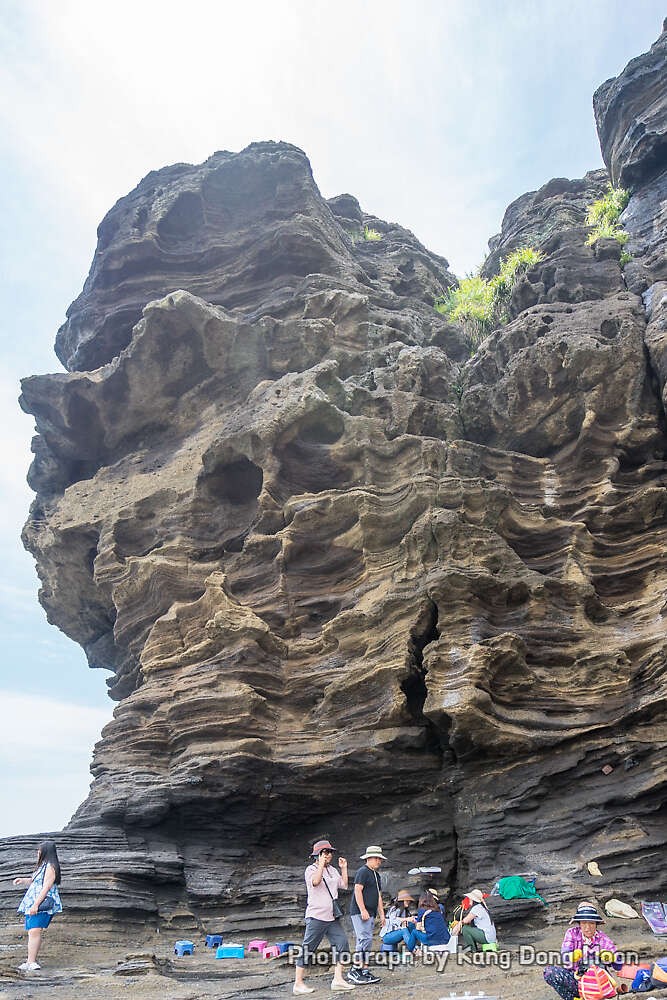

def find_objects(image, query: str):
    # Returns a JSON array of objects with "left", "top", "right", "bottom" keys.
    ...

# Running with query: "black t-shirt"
[{"left": 349, "top": 865, "right": 382, "bottom": 916}]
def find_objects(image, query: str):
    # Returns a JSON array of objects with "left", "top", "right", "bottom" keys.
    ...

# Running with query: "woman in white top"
[
  {"left": 13, "top": 840, "right": 63, "bottom": 972},
  {"left": 453, "top": 889, "right": 496, "bottom": 951}
]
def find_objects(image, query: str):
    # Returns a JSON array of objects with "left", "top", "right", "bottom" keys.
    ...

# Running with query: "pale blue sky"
[{"left": 1, "top": 0, "right": 664, "bottom": 837}]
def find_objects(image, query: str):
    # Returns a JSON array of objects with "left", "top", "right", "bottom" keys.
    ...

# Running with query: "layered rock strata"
[{"left": 2, "top": 26, "right": 667, "bottom": 934}]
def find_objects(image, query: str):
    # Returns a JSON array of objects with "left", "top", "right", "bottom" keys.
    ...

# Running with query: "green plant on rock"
[
  {"left": 435, "top": 275, "right": 495, "bottom": 348},
  {"left": 620, "top": 250, "right": 632, "bottom": 266},
  {"left": 490, "top": 245, "right": 544, "bottom": 322},
  {"left": 491, "top": 246, "right": 544, "bottom": 302},
  {"left": 587, "top": 218, "right": 629, "bottom": 245},
  {"left": 585, "top": 184, "right": 630, "bottom": 247},
  {"left": 434, "top": 245, "right": 543, "bottom": 350},
  {"left": 349, "top": 225, "right": 382, "bottom": 244}
]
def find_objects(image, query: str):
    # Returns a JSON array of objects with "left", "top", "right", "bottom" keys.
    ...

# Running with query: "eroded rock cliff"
[{"left": 2, "top": 25, "right": 666, "bottom": 935}]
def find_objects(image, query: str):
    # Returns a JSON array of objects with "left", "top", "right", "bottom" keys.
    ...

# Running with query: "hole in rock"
[
  {"left": 297, "top": 410, "right": 345, "bottom": 445},
  {"left": 201, "top": 457, "right": 264, "bottom": 506},
  {"left": 157, "top": 191, "right": 205, "bottom": 241},
  {"left": 57, "top": 457, "right": 100, "bottom": 490},
  {"left": 402, "top": 665, "right": 429, "bottom": 720},
  {"left": 615, "top": 446, "right": 648, "bottom": 473},
  {"left": 74, "top": 307, "right": 140, "bottom": 369},
  {"left": 600, "top": 318, "right": 621, "bottom": 340},
  {"left": 224, "top": 531, "right": 249, "bottom": 553}
]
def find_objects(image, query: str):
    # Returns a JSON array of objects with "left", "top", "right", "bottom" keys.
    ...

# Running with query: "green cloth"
[{"left": 496, "top": 876, "right": 546, "bottom": 905}]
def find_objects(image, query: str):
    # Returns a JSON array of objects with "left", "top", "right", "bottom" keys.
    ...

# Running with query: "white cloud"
[
  {"left": 0, "top": 0, "right": 602, "bottom": 275},
  {"left": 0, "top": 691, "right": 111, "bottom": 753},
  {"left": 0, "top": 691, "right": 112, "bottom": 838}
]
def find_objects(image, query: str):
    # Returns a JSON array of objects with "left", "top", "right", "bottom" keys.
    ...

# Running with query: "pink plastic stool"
[
  {"left": 262, "top": 945, "right": 281, "bottom": 959},
  {"left": 248, "top": 939, "right": 268, "bottom": 954}
]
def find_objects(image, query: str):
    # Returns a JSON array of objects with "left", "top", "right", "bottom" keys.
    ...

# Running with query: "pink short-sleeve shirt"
[{"left": 304, "top": 864, "right": 343, "bottom": 921}]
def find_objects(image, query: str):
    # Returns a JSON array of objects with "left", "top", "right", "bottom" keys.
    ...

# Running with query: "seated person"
[
  {"left": 544, "top": 902, "right": 620, "bottom": 1000},
  {"left": 380, "top": 889, "right": 416, "bottom": 948},
  {"left": 452, "top": 889, "right": 497, "bottom": 951},
  {"left": 401, "top": 891, "right": 450, "bottom": 951},
  {"left": 427, "top": 886, "right": 447, "bottom": 916}
]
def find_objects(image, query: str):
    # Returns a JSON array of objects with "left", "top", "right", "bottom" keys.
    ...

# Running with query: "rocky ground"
[{"left": 1, "top": 914, "right": 666, "bottom": 1000}]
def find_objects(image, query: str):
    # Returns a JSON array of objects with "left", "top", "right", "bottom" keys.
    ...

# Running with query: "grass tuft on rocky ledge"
[
  {"left": 350, "top": 224, "right": 383, "bottom": 244},
  {"left": 585, "top": 184, "right": 630, "bottom": 246},
  {"left": 435, "top": 245, "right": 543, "bottom": 350}
]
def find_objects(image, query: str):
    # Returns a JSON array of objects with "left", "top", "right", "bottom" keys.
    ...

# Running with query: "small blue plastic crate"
[{"left": 216, "top": 944, "right": 245, "bottom": 959}]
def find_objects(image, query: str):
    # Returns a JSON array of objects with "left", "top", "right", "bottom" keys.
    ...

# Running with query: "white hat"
[
  {"left": 465, "top": 889, "right": 485, "bottom": 904},
  {"left": 360, "top": 845, "right": 387, "bottom": 860}
]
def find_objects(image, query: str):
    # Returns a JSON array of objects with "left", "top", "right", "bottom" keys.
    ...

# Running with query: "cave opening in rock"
[
  {"left": 201, "top": 456, "right": 264, "bottom": 506},
  {"left": 402, "top": 598, "right": 440, "bottom": 719},
  {"left": 401, "top": 598, "right": 444, "bottom": 761}
]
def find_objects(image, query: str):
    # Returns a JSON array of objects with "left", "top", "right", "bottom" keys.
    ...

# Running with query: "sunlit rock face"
[{"left": 4, "top": 26, "right": 667, "bottom": 932}]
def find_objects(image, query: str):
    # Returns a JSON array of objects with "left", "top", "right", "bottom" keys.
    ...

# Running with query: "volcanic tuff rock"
[
  {"left": 2, "top": 26, "right": 667, "bottom": 935},
  {"left": 594, "top": 20, "right": 667, "bottom": 189},
  {"left": 54, "top": 144, "right": 455, "bottom": 372}
]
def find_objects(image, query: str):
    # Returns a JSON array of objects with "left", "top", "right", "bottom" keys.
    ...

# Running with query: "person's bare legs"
[
  {"left": 332, "top": 961, "right": 348, "bottom": 985},
  {"left": 27, "top": 928, "right": 42, "bottom": 964},
  {"left": 294, "top": 966, "right": 307, "bottom": 987},
  {"left": 293, "top": 964, "right": 314, "bottom": 993}
]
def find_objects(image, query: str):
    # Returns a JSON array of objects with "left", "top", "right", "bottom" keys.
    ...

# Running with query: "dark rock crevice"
[{"left": 401, "top": 598, "right": 445, "bottom": 760}]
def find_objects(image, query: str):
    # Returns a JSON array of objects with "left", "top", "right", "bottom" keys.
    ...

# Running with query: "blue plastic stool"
[
  {"left": 174, "top": 940, "right": 195, "bottom": 956},
  {"left": 381, "top": 941, "right": 398, "bottom": 952},
  {"left": 276, "top": 941, "right": 295, "bottom": 955},
  {"left": 216, "top": 944, "right": 245, "bottom": 959},
  {"left": 205, "top": 934, "right": 223, "bottom": 948}
]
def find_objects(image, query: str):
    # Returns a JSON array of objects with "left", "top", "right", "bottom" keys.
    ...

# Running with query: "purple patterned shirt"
[{"left": 561, "top": 926, "right": 620, "bottom": 969}]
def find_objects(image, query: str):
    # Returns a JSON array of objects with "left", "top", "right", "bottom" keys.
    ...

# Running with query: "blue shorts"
[{"left": 25, "top": 913, "right": 52, "bottom": 930}]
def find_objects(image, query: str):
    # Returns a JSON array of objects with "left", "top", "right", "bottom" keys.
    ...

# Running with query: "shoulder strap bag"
[{"left": 322, "top": 869, "right": 345, "bottom": 920}]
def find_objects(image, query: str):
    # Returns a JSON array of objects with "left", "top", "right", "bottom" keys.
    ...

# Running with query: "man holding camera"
[{"left": 293, "top": 838, "right": 355, "bottom": 994}]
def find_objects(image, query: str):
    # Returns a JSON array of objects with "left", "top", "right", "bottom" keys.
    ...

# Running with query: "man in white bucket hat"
[{"left": 347, "top": 846, "right": 387, "bottom": 985}]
